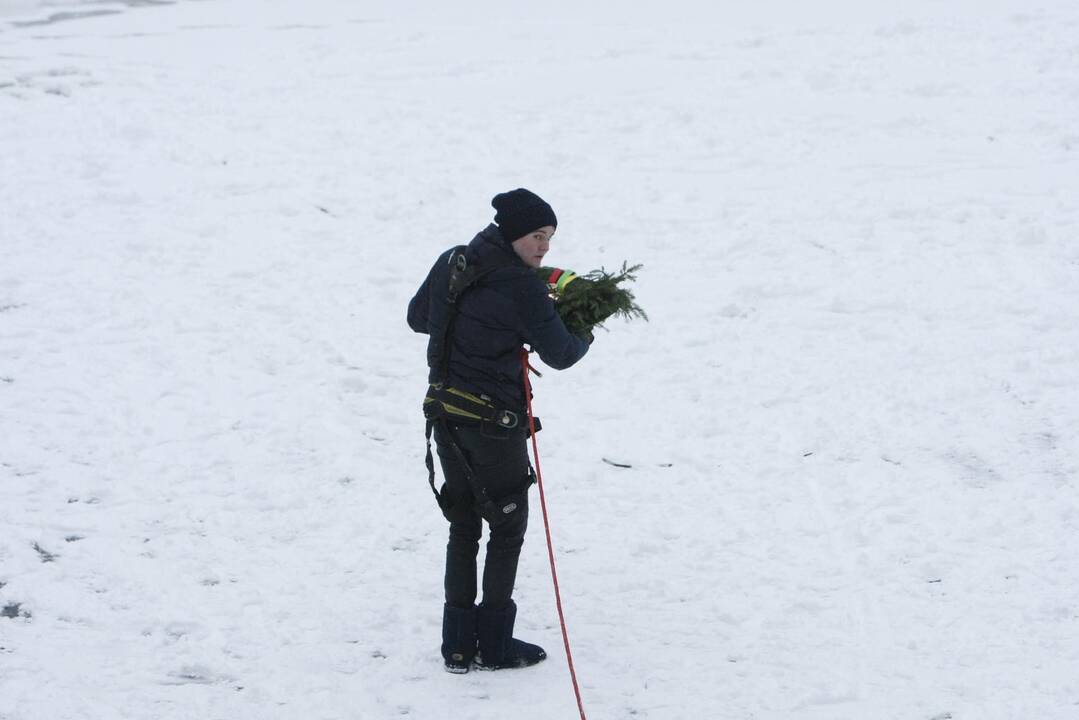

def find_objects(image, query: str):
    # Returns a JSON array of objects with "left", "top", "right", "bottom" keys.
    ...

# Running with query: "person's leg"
[
  {"left": 434, "top": 423, "right": 483, "bottom": 607},
  {"left": 446, "top": 427, "right": 545, "bottom": 670},
  {"left": 448, "top": 426, "right": 532, "bottom": 607},
  {"left": 433, "top": 423, "right": 483, "bottom": 671},
  {"left": 481, "top": 494, "right": 527, "bottom": 609}
]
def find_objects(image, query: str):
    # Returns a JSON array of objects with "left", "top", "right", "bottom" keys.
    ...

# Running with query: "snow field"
[{"left": 2, "top": 1, "right": 1079, "bottom": 718}]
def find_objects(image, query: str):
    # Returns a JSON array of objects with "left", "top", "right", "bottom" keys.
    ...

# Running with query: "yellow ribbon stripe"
[{"left": 555, "top": 271, "right": 578, "bottom": 294}]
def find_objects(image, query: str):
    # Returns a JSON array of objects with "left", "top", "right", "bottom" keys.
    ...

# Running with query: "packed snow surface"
[{"left": 2, "top": 1, "right": 1078, "bottom": 718}]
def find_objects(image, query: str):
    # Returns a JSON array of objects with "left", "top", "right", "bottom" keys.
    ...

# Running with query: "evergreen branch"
[{"left": 538, "top": 262, "right": 647, "bottom": 335}]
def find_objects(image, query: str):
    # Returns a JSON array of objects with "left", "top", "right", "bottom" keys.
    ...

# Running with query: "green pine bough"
[{"left": 537, "top": 263, "right": 647, "bottom": 336}]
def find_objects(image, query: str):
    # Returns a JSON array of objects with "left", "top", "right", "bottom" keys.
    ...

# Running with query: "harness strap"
[
  {"left": 434, "top": 248, "right": 503, "bottom": 383},
  {"left": 424, "top": 383, "right": 522, "bottom": 429},
  {"left": 424, "top": 419, "right": 441, "bottom": 502}
]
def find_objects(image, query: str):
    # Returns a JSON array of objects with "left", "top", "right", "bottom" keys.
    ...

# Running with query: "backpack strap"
[{"left": 431, "top": 246, "right": 504, "bottom": 382}]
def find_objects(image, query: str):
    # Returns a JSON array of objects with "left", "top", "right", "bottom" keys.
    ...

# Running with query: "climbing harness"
[{"left": 421, "top": 245, "right": 537, "bottom": 526}]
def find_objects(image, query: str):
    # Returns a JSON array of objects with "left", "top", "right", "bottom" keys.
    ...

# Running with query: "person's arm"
[
  {"left": 408, "top": 251, "right": 452, "bottom": 334},
  {"left": 407, "top": 276, "right": 430, "bottom": 334},
  {"left": 516, "top": 275, "right": 590, "bottom": 370}
]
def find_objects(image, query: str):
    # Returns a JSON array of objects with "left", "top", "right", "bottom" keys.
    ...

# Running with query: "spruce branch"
[{"left": 538, "top": 262, "right": 647, "bottom": 335}]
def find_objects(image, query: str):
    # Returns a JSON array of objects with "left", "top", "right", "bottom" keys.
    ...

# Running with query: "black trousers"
[{"left": 433, "top": 421, "right": 531, "bottom": 610}]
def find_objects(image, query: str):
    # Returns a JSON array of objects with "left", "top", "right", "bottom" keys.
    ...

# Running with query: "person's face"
[{"left": 511, "top": 226, "right": 555, "bottom": 268}]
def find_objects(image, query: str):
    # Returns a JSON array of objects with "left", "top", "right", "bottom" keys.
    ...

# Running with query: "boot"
[
  {"left": 441, "top": 603, "right": 477, "bottom": 674},
  {"left": 474, "top": 600, "right": 546, "bottom": 670}
]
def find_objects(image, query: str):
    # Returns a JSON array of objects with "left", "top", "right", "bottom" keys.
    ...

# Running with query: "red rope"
[{"left": 520, "top": 349, "right": 588, "bottom": 720}]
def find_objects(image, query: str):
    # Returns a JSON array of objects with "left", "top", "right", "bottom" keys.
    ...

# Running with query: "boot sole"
[{"left": 473, "top": 656, "right": 546, "bottom": 671}]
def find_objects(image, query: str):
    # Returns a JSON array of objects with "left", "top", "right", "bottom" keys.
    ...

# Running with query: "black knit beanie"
[{"left": 491, "top": 188, "right": 557, "bottom": 243}]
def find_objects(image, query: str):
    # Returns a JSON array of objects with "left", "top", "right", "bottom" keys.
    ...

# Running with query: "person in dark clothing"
[{"left": 407, "top": 188, "right": 591, "bottom": 673}]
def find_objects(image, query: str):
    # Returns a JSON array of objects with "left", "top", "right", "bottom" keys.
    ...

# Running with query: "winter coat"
[{"left": 407, "top": 224, "right": 589, "bottom": 412}]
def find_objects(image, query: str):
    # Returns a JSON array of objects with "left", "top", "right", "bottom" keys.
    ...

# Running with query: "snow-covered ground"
[{"left": 3, "top": 1, "right": 1078, "bottom": 718}]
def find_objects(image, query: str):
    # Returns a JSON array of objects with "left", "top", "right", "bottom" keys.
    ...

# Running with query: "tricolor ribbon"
[{"left": 546, "top": 268, "right": 578, "bottom": 295}]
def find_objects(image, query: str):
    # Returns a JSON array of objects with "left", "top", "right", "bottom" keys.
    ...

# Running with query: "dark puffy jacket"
[{"left": 407, "top": 224, "right": 589, "bottom": 412}]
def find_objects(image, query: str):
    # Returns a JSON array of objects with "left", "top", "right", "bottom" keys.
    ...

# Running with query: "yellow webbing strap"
[{"left": 424, "top": 384, "right": 495, "bottom": 422}]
